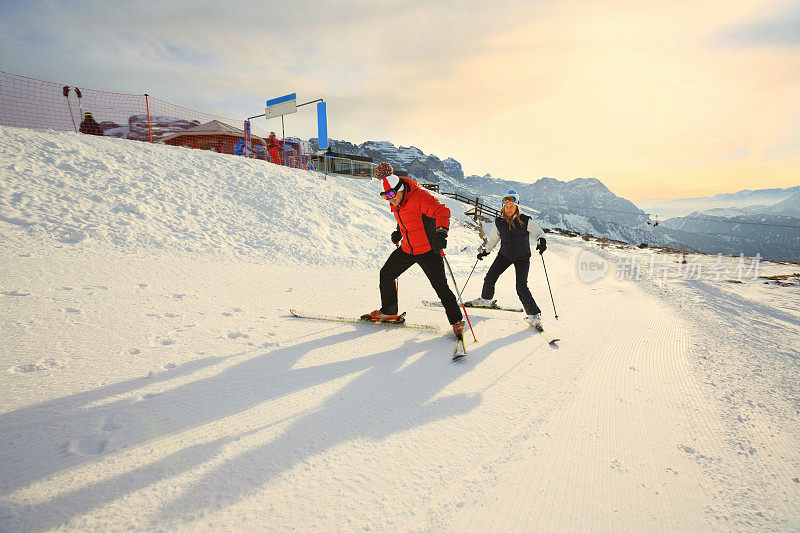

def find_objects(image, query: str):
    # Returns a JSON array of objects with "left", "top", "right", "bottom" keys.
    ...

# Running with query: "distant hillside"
[
  {"left": 762, "top": 191, "right": 800, "bottom": 218},
  {"left": 636, "top": 186, "right": 800, "bottom": 218},
  {"left": 660, "top": 212, "right": 800, "bottom": 261}
]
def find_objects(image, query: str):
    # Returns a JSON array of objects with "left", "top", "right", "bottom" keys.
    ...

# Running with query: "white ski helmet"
[{"left": 503, "top": 189, "right": 519, "bottom": 206}]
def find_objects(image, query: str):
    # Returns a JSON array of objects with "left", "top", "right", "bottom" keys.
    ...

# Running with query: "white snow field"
[{"left": 1, "top": 126, "right": 799, "bottom": 531}]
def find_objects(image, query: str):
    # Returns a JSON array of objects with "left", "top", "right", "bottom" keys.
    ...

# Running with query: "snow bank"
[{"left": 0, "top": 126, "right": 477, "bottom": 267}]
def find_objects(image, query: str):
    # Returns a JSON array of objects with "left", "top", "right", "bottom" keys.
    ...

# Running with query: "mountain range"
[
  {"left": 636, "top": 187, "right": 800, "bottom": 218},
  {"left": 309, "top": 138, "right": 800, "bottom": 262}
]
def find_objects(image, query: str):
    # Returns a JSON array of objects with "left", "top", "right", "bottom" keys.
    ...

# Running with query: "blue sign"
[
  {"left": 317, "top": 102, "right": 328, "bottom": 150},
  {"left": 266, "top": 93, "right": 296, "bottom": 107}
]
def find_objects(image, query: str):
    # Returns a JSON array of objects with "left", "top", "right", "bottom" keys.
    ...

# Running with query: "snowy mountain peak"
[
  {"left": 567, "top": 177, "right": 607, "bottom": 188},
  {"left": 360, "top": 140, "right": 396, "bottom": 151},
  {"left": 442, "top": 157, "right": 464, "bottom": 180}
]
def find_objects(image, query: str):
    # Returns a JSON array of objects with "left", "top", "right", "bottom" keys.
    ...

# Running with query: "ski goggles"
[
  {"left": 380, "top": 181, "right": 404, "bottom": 199},
  {"left": 503, "top": 196, "right": 517, "bottom": 204}
]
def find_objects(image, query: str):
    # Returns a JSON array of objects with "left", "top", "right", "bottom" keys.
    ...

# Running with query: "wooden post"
[{"left": 144, "top": 94, "right": 153, "bottom": 143}]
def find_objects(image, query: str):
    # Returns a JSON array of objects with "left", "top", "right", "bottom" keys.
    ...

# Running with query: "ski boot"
[
  {"left": 468, "top": 297, "right": 495, "bottom": 308},
  {"left": 452, "top": 320, "right": 465, "bottom": 341},
  {"left": 361, "top": 309, "right": 404, "bottom": 324},
  {"left": 524, "top": 313, "right": 542, "bottom": 331}
]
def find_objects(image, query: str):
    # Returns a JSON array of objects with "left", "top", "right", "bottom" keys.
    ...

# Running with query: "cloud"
[
  {"left": 714, "top": 1, "right": 800, "bottom": 48},
  {"left": 0, "top": 1, "right": 531, "bottom": 124},
  {"left": 1, "top": 0, "right": 799, "bottom": 199}
]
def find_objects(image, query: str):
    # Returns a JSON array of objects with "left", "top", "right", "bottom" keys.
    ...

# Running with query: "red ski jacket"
[{"left": 391, "top": 178, "right": 450, "bottom": 255}]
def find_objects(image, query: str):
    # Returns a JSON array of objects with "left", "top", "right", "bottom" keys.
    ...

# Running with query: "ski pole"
[
  {"left": 75, "top": 87, "right": 84, "bottom": 119},
  {"left": 395, "top": 243, "right": 399, "bottom": 296},
  {"left": 459, "top": 257, "right": 479, "bottom": 296},
  {"left": 442, "top": 251, "right": 477, "bottom": 342},
  {"left": 540, "top": 253, "right": 558, "bottom": 320},
  {"left": 62, "top": 86, "right": 77, "bottom": 132}
]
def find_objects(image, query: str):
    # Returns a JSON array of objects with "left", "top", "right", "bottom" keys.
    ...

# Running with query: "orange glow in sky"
[{"left": 1, "top": 0, "right": 798, "bottom": 200}]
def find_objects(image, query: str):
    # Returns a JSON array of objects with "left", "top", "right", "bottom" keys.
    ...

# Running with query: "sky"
[{"left": 0, "top": 0, "right": 798, "bottom": 200}]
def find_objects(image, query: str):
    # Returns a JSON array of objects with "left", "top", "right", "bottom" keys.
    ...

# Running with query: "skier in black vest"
[
  {"left": 79, "top": 112, "right": 103, "bottom": 136},
  {"left": 470, "top": 189, "right": 547, "bottom": 327}
]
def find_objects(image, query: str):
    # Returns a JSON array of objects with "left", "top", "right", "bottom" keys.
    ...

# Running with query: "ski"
[
  {"left": 531, "top": 322, "right": 560, "bottom": 345},
  {"left": 289, "top": 309, "right": 437, "bottom": 331},
  {"left": 422, "top": 299, "right": 523, "bottom": 313}
]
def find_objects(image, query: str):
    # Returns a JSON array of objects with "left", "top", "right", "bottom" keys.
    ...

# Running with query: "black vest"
[{"left": 496, "top": 213, "right": 532, "bottom": 261}]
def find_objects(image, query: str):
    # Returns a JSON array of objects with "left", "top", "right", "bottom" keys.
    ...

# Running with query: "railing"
[
  {"left": 440, "top": 192, "right": 500, "bottom": 221},
  {"left": 308, "top": 154, "right": 376, "bottom": 178}
]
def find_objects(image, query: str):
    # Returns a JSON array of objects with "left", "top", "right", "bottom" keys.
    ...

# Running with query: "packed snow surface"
[{"left": 1, "top": 126, "right": 799, "bottom": 530}]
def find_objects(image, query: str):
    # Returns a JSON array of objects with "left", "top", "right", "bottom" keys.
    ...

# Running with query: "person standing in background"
[
  {"left": 79, "top": 112, "right": 102, "bottom": 136},
  {"left": 267, "top": 132, "right": 282, "bottom": 165}
]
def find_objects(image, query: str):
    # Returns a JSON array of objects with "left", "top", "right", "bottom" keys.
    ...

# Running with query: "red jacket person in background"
[
  {"left": 266, "top": 132, "right": 281, "bottom": 165},
  {"left": 362, "top": 162, "right": 465, "bottom": 340}
]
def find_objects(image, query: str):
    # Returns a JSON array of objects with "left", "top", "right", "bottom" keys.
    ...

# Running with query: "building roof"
[{"left": 161, "top": 120, "right": 266, "bottom": 143}]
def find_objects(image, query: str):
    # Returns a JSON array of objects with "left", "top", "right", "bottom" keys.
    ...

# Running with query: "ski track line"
[
  {"left": 414, "top": 332, "right": 583, "bottom": 531},
  {"left": 543, "top": 282, "right": 626, "bottom": 530},
  {"left": 561, "top": 293, "right": 697, "bottom": 529},
  {"left": 448, "top": 281, "right": 731, "bottom": 530},
  {"left": 473, "top": 335, "right": 553, "bottom": 394},
  {"left": 409, "top": 267, "right": 581, "bottom": 530},
  {"left": 416, "top": 278, "right": 606, "bottom": 530},
  {"left": 654, "top": 280, "right": 800, "bottom": 528}
]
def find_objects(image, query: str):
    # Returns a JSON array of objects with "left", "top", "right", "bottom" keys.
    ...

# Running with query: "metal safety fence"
[{"left": 0, "top": 71, "right": 311, "bottom": 168}]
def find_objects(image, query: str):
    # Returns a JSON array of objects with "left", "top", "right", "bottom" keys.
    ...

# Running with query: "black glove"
[
  {"left": 477, "top": 249, "right": 489, "bottom": 260},
  {"left": 432, "top": 227, "right": 448, "bottom": 251},
  {"left": 536, "top": 237, "right": 547, "bottom": 255},
  {"left": 391, "top": 229, "right": 402, "bottom": 244}
]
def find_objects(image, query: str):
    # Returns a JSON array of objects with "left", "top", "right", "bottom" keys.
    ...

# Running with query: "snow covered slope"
[{"left": 1, "top": 127, "right": 799, "bottom": 531}]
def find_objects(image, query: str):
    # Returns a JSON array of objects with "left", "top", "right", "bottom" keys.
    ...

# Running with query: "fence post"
[{"left": 144, "top": 94, "right": 153, "bottom": 143}]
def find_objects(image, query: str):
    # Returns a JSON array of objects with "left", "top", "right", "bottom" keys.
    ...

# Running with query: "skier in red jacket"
[
  {"left": 362, "top": 162, "right": 465, "bottom": 339},
  {"left": 266, "top": 132, "right": 282, "bottom": 165}
]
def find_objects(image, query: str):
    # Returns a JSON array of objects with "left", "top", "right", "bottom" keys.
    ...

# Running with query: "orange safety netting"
[{"left": 0, "top": 71, "right": 310, "bottom": 168}]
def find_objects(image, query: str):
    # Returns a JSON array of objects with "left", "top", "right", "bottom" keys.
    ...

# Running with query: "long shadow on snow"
[
  {"left": 0, "top": 427, "right": 267, "bottom": 532},
  {"left": 0, "top": 327, "right": 377, "bottom": 497},
  {"left": 145, "top": 330, "right": 534, "bottom": 528},
  {"left": 1, "top": 327, "right": 534, "bottom": 530}
]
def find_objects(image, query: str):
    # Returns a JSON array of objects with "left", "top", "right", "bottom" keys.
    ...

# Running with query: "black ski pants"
[
  {"left": 380, "top": 247, "right": 463, "bottom": 325},
  {"left": 481, "top": 253, "right": 541, "bottom": 315}
]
